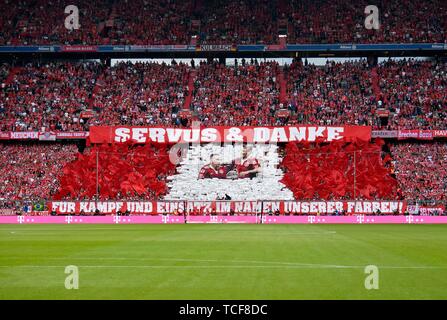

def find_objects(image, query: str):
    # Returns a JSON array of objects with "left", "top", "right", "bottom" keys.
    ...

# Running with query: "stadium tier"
[
  {"left": 0, "top": 0, "right": 445, "bottom": 45},
  {"left": 1, "top": 59, "right": 446, "bottom": 131}
]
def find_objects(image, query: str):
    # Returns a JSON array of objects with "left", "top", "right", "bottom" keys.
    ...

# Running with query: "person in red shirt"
[
  {"left": 198, "top": 154, "right": 227, "bottom": 179},
  {"left": 234, "top": 147, "right": 262, "bottom": 179}
]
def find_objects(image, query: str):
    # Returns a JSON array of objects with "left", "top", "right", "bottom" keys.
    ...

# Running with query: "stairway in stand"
[
  {"left": 371, "top": 67, "right": 381, "bottom": 101},
  {"left": 183, "top": 70, "right": 196, "bottom": 110},
  {"left": 88, "top": 75, "right": 104, "bottom": 108},
  {"left": 278, "top": 67, "right": 287, "bottom": 105},
  {"left": 98, "top": 3, "right": 118, "bottom": 37},
  {"left": 277, "top": 0, "right": 289, "bottom": 14},
  {"left": 3, "top": 67, "right": 21, "bottom": 85}
]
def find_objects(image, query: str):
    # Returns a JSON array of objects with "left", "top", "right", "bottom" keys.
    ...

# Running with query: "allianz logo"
[
  {"left": 38, "top": 47, "right": 53, "bottom": 51},
  {"left": 431, "top": 44, "right": 447, "bottom": 49}
]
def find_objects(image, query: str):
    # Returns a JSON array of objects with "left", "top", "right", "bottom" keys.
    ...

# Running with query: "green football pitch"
[{"left": 1, "top": 224, "right": 447, "bottom": 300}]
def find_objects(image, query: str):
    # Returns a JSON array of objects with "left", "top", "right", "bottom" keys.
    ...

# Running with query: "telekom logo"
[
  {"left": 356, "top": 215, "right": 365, "bottom": 224},
  {"left": 17, "top": 216, "right": 25, "bottom": 224},
  {"left": 65, "top": 216, "right": 73, "bottom": 224},
  {"left": 162, "top": 215, "right": 169, "bottom": 224},
  {"left": 210, "top": 216, "right": 219, "bottom": 223},
  {"left": 307, "top": 216, "right": 316, "bottom": 224},
  {"left": 406, "top": 215, "right": 414, "bottom": 224},
  {"left": 113, "top": 215, "right": 121, "bottom": 224}
]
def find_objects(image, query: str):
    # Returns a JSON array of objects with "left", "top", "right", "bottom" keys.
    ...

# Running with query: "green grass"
[{"left": 1, "top": 224, "right": 447, "bottom": 299}]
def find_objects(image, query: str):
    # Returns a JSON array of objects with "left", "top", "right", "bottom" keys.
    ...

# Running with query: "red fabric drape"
[
  {"left": 54, "top": 142, "right": 175, "bottom": 200},
  {"left": 280, "top": 138, "right": 398, "bottom": 200}
]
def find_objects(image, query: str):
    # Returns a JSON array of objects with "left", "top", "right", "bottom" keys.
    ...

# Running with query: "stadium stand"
[
  {"left": 92, "top": 61, "right": 190, "bottom": 127},
  {"left": 281, "top": 0, "right": 447, "bottom": 44},
  {"left": 0, "top": 142, "right": 78, "bottom": 201},
  {"left": 0, "top": 59, "right": 446, "bottom": 131},
  {"left": 285, "top": 59, "right": 376, "bottom": 127},
  {"left": 104, "top": 0, "right": 192, "bottom": 45},
  {"left": 197, "top": 0, "right": 278, "bottom": 45},
  {"left": 0, "top": 61, "right": 101, "bottom": 132},
  {"left": 376, "top": 59, "right": 447, "bottom": 130},
  {"left": 0, "top": 0, "right": 445, "bottom": 45},
  {"left": 190, "top": 60, "right": 282, "bottom": 126},
  {"left": 0, "top": 0, "right": 110, "bottom": 45},
  {"left": 391, "top": 142, "right": 447, "bottom": 201}
]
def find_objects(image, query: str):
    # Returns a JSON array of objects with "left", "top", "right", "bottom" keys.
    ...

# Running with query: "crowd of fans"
[
  {"left": 285, "top": 59, "right": 377, "bottom": 127},
  {"left": 284, "top": 58, "right": 447, "bottom": 130},
  {"left": 191, "top": 60, "right": 282, "bottom": 126},
  {"left": 0, "top": 61, "right": 101, "bottom": 132},
  {"left": 0, "top": 58, "right": 446, "bottom": 131},
  {"left": 0, "top": 142, "right": 78, "bottom": 202},
  {"left": 282, "top": 0, "right": 446, "bottom": 44},
  {"left": 0, "top": 0, "right": 445, "bottom": 45},
  {"left": 0, "top": 0, "right": 111, "bottom": 45},
  {"left": 197, "top": 0, "right": 277, "bottom": 45},
  {"left": 377, "top": 59, "right": 447, "bottom": 130},
  {"left": 92, "top": 61, "right": 190, "bottom": 127},
  {"left": 104, "top": 0, "right": 192, "bottom": 45},
  {"left": 0, "top": 61, "right": 191, "bottom": 131},
  {"left": 391, "top": 142, "right": 447, "bottom": 201}
]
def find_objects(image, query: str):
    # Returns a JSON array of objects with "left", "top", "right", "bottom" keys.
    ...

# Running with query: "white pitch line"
[
  {"left": 0, "top": 256, "right": 343, "bottom": 266},
  {"left": 1, "top": 257, "right": 446, "bottom": 270},
  {"left": 0, "top": 265, "right": 446, "bottom": 269}
]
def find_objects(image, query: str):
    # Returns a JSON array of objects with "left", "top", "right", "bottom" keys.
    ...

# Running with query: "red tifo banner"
[
  {"left": 48, "top": 200, "right": 407, "bottom": 215},
  {"left": 2, "top": 129, "right": 446, "bottom": 141},
  {"left": 89, "top": 126, "right": 372, "bottom": 144}
]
